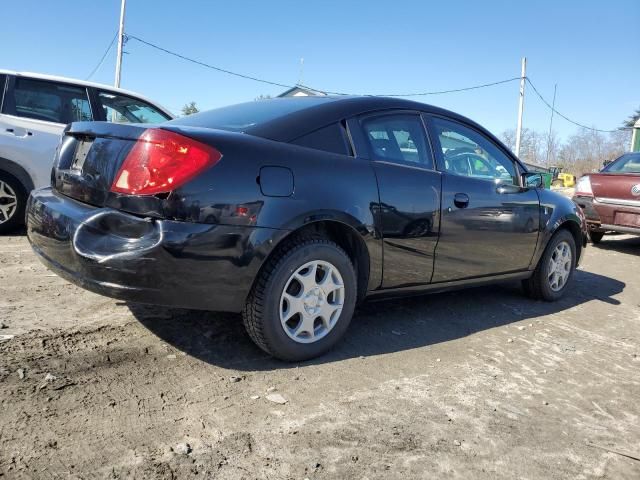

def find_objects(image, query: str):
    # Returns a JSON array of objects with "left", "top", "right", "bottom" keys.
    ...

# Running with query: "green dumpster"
[{"left": 540, "top": 172, "right": 553, "bottom": 189}]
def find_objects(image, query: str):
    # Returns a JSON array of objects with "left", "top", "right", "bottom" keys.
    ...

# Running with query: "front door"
[{"left": 427, "top": 116, "right": 540, "bottom": 282}]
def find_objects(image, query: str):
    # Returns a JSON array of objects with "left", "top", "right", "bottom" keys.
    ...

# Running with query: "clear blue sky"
[{"left": 2, "top": 0, "right": 638, "bottom": 139}]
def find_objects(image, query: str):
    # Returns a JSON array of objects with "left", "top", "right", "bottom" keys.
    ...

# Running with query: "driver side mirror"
[{"left": 523, "top": 172, "right": 544, "bottom": 189}]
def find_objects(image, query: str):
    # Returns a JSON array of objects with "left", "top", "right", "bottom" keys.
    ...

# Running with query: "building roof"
[{"left": 277, "top": 85, "right": 327, "bottom": 98}]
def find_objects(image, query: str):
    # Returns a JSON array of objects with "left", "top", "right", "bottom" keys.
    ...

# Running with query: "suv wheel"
[
  {"left": 0, "top": 172, "right": 26, "bottom": 234},
  {"left": 243, "top": 235, "right": 357, "bottom": 361},
  {"left": 523, "top": 229, "right": 576, "bottom": 301}
]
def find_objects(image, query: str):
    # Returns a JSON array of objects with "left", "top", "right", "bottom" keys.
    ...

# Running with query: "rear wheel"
[
  {"left": 243, "top": 235, "right": 357, "bottom": 361},
  {"left": 523, "top": 229, "right": 576, "bottom": 301},
  {"left": 588, "top": 230, "right": 604, "bottom": 244},
  {"left": 0, "top": 172, "right": 26, "bottom": 234}
]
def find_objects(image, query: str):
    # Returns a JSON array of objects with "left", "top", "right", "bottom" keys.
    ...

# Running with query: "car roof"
[
  {"left": 0, "top": 69, "right": 174, "bottom": 118},
  {"left": 241, "top": 96, "right": 493, "bottom": 142}
]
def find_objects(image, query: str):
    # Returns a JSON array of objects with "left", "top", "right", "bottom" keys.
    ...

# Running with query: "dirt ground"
[{"left": 1, "top": 230, "right": 639, "bottom": 479}]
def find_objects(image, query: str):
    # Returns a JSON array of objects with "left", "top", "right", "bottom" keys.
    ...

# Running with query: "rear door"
[
  {"left": 356, "top": 111, "right": 441, "bottom": 288},
  {"left": 426, "top": 115, "right": 540, "bottom": 282},
  {"left": 0, "top": 76, "right": 93, "bottom": 188}
]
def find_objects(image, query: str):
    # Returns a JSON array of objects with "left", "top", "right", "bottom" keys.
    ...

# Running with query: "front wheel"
[
  {"left": 0, "top": 172, "right": 26, "bottom": 234},
  {"left": 523, "top": 229, "right": 576, "bottom": 301},
  {"left": 243, "top": 235, "right": 357, "bottom": 361}
]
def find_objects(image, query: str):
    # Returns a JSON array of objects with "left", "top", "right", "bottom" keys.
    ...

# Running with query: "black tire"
[
  {"left": 242, "top": 235, "right": 357, "bottom": 361},
  {"left": 0, "top": 171, "right": 27, "bottom": 234},
  {"left": 588, "top": 231, "right": 604, "bottom": 244},
  {"left": 522, "top": 229, "right": 576, "bottom": 302}
]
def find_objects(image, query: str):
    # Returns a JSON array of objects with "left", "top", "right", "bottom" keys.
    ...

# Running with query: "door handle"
[
  {"left": 5, "top": 128, "right": 14, "bottom": 133},
  {"left": 454, "top": 193, "right": 469, "bottom": 209}
]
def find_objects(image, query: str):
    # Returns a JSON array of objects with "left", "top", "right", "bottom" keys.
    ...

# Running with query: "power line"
[
  {"left": 526, "top": 77, "right": 625, "bottom": 133},
  {"left": 126, "top": 33, "right": 522, "bottom": 97},
  {"left": 314, "top": 77, "right": 522, "bottom": 97},
  {"left": 86, "top": 31, "right": 118, "bottom": 80},
  {"left": 125, "top": 34, "right": 629, "bottom": 132},
  {"left": 126, "top": 34, "right": 296, "bottom": 90}
]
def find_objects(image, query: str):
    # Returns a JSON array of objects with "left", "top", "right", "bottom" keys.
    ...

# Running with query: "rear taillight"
[
  {"left": 575, "top": 175, "right": 593, "bottom": 196},
  {"left": 111, "top": 129, "right": 221, "bottom": 195}
]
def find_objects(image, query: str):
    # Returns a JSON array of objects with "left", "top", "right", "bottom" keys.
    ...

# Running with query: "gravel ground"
[{"left": 0, "top": 230, "right": 639, "bottom": 479}]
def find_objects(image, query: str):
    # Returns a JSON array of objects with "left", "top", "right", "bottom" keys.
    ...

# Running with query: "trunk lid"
[
  {"left": 589, "top": 172, "right": 640, "bottom": 202},
  {"left": 53, "top": 122, "right": 150, "bottom": 206}
]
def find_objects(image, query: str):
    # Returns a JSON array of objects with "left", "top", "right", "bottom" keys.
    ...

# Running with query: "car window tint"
[
  {"left": 11, "top": 78, "right": 92, "bottom": 123},
  {"left": 432, "top": 117, "right": 517, "bottom": 185},
  {"left": 98, "top": 91, "right": 170, "bottom": 123},
  {"left": 291, "top": 122, "right": 350, "bottom": 156},
  {"left": 362, "top": 114, "right": 430, "bottom": 166}
]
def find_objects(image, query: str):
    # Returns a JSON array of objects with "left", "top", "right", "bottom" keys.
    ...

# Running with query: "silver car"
[{"left": 0, "top": 70, "right": 173, "bottom": 233}]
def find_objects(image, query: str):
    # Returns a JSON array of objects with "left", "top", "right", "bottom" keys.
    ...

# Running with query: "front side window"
[
  {"left": 97, "top": 91, "right": 170, "bottom": 124},
  {"left": 10, "top": 78, "right": 92, "bottom": 123},
  {"left": 431, "top": 117, "right": 517, "bottom": 185},
  {"left": 361, "top": 114, "right": 431, "bottom": 167}
]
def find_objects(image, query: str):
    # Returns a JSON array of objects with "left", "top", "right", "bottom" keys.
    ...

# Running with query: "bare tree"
[{"left": 502, "top": 127, "right": 631, "bottom": 176}]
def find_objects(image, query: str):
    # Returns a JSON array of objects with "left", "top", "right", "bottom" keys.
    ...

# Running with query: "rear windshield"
[
  {"left": 168, "top": 97, "right": 337, "bottom": 132},
  {"left": 602, "top": 153, "right": 640, "bottom": 173}
]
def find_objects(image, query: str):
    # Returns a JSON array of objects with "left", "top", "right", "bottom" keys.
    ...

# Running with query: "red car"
[{"left": 573, "top": 153, "right": 640, "bottom": 243}]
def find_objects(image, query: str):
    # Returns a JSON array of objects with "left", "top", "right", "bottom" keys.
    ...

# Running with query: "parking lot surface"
[{"left": 1, "top": 232, "right": 639, "bottom": 479}]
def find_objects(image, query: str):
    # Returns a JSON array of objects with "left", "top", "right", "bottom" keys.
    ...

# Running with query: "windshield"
[
  {"left": 168, "top": 97, "right": 337, "bottom": 132},
  {"left": 602, "top": 153, "right": 640, "bottom": 173}
]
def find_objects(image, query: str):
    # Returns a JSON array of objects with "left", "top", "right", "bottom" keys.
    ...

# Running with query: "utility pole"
[
  {"left": 545, "top": 84, "right": 557, "bottom": 165},
  {"left": 114, "top": 0, "right": 127, "bottom": 88},
  {"left": 298, "top": 58, "right": 304, "bottom": 86},
  {"left": 515, "top": 57, "right": 527, "bottom": 158}
]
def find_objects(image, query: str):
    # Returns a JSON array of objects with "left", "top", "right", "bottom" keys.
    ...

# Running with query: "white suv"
[{"left": 0, "top": 70, "right": 173, "bottom": 233}]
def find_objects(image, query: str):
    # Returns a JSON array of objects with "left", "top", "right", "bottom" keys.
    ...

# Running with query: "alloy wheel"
[
  {"left": 0, "top": 181, "right": 18, "bottom": 225},
  {"left": 279, "top": 260, "right": 345, "bottom": 344},
  {"left": 547, "top": 241, "right": 572, "bottom": 292}
]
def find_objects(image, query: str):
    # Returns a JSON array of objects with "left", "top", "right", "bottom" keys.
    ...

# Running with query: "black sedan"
[{"left": 26, "top": 96, "right": 587, "bottom": 360}]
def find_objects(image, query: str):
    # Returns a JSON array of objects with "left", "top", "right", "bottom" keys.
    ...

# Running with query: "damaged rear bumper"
[{"left": 26, "top": 188, "right": 287, "bottom": 312}]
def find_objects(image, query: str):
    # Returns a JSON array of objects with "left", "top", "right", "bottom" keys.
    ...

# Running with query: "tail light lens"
[
  {"left": 111, "top": 129, "right": 222, "bottom": 195},
  {"left": 575, "top": 175, "right": 593, "bottom": 196}
]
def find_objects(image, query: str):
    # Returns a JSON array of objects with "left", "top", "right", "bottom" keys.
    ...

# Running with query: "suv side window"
[
  {"left": 7, "top": 77, "right": 92, "bottom": 124},
  {"left": 431, "top": 117, "right": 517, "bottom": 185},
  {"left": 97, "top": 91, "right": 170, "bottom": 123},
  {"left": 361, "top": 114, "right": 432, "bottom": 168}
]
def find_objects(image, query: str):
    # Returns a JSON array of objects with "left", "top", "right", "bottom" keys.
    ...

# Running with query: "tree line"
[{"left": 500, "top": 127, "right": 631, "bottom": 176}]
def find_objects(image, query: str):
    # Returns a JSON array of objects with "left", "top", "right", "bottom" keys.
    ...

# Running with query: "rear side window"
[
  {"left": 361, "top": 114, "right": 431, "bottom": 167},
  {"left": 8, "top": 78, "right": 92, "bottom": 123},
  {"left": 291, "top": 123, "right": 351, "bottom": 156},
  {"left": 97, "top": 91, "right": 170, "bottom": 124}
]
